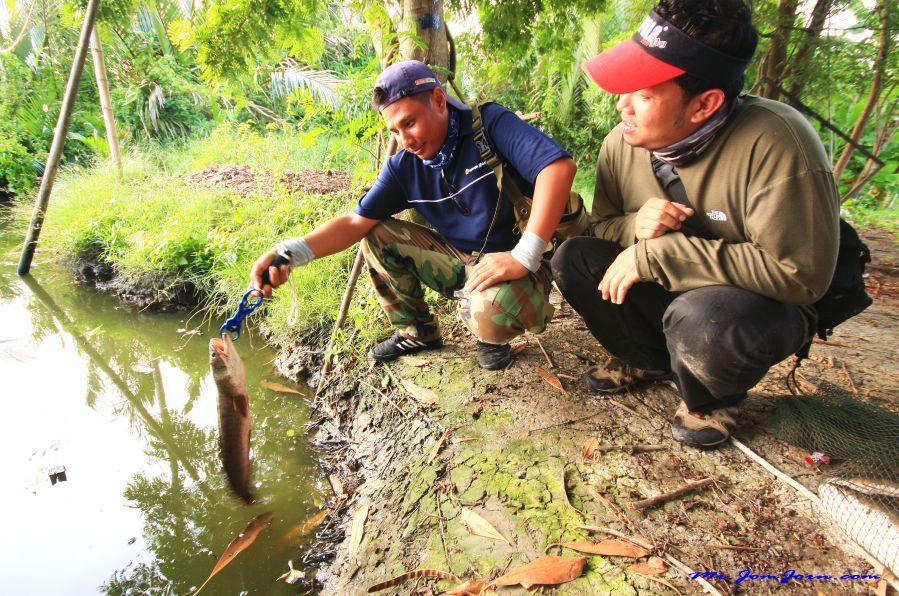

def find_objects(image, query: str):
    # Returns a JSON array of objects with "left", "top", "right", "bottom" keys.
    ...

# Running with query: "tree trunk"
[
  {"left": 397, "top": 0, "right": 451, "bottom": 226},
  {"left": 90, "top": 26, "right": 123, "bottom": 176},
  {"left": 840, "top": 97, "right": 898, "bottom": 202},
  {"left": 399, "top": 0, "right": 450, "bottom": 76},
  {"left": 757, "top": 0, "right": 799, "bottom": 99},
  {"left": 832, "top": 0, "right": 891, "bottom": 185},
  {"left": 784, "top": 0, "right": 832, "bottom": 98}
]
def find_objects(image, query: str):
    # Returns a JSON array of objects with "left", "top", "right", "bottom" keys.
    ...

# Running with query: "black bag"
[{"left": 796, "top": 219, "right": 873, "bottom": 358}]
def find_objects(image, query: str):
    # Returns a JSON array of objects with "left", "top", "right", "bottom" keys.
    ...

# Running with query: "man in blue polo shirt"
[{"left": 251, "top": 60, "right": 576, "bottom": 369}]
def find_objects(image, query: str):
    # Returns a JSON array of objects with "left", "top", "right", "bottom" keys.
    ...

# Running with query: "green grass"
[
  {"left": 843, "top": 200, "right": 899, "bottom": 235},
  {"left": 35, "top": 123, "right": 391, "bottom": 349}
]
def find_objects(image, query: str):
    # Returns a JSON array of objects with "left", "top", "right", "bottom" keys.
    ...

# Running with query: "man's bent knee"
[{"left": 459, "top": 282, "right": 552, "bottom": 345}]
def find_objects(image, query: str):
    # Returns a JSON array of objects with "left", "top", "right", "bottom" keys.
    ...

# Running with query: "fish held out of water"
[{"left": 209, "top": 334, "right": 254, "bottom": 504}]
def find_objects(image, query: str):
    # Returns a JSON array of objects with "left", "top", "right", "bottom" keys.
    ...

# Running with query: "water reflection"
[{"left": 1, "top": 211, "right": 325, "bottom": 594}]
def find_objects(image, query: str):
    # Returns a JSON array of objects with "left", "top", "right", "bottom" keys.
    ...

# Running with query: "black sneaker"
[
  {"left": 368, "top": 331, "right": 443, "bottom": 362},
  {"left": 476, "top": 341, "right": 512, "bottom": 370}
]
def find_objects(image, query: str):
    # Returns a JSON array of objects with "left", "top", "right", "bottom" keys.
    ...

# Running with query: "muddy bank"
[
  {"left": 71, "top": 255, "right": 201, "bottom": 312},
  {"left": 274, "top": 229, "right": 897, "bottom": 595}
]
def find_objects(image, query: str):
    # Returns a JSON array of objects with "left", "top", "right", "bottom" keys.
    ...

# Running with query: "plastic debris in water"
[{"left": 49, "top": 465, "right": 67, "bottom": 485}]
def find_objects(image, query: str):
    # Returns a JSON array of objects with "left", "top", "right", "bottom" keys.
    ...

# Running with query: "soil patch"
[
  {"left": 181, "top": 164, "right": 353, "bottom": 198},
  {"left": 281, "top": 228, "right": 897, "bottom": 595},
  {"left": 71, "top": 255, "right": 200, "bottom": 312}
]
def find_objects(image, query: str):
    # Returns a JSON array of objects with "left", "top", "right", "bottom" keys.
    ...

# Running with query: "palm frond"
[{"left": 270, "top": 59, "right": 345, "bottom": 107}]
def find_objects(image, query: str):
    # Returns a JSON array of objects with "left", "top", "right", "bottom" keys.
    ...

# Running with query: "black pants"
[{"left": 552, "top": 238, "right": 808, "bottom": 412}]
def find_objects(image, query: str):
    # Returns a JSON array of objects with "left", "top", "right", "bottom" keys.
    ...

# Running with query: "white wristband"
[
  {"left": 276, "top": 236, "right": 315, "bottom": 268},
  {"left": 510, "top": 231, "right": 546, "bottom": 273}
]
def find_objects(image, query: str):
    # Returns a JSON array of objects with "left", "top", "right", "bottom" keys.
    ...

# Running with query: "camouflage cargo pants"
[{"left": 360, "top": 219, "right": 555, "bottom": 345}]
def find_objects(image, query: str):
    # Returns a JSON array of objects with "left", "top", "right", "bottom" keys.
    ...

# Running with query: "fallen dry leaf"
[
  {"left": 444, "top": 579, "right": 487, "bottom": 595},
  {"left": 581, "top": 437, "right": 599, "bottom": 459},
  {"left": 511, "top": 342, "right": 528, "bottom": 355},
  {"left": 260, "top": 379, "right": 303, "bottom": 395},
  {"left": 629, "top": 557, "right": 668, "bottom": 575},
  {"left": 460, "top": 507, "right": 509, "bottom": 544},
  {"left": 276, "top": 560, "right": 305, "bottom": 584},
  {"left": 493, "top": 555, "right": 586, "bottom": 589},
  {"left": 536, "top": 366, "right": 566, "bottom": 392},
  {"left": 552, "top": 539, "right": 650, "bottom": 558},
  {"left": 329, "top": 474, "right": 345, "bottom": 500},
  {"left": 428, "top": 425, "right": 462, "bottom": 464},
  {"left": 277, "top": 508, "right": 328, "bottom": 547},
  {"left": 194, "top": 512, "right": 273, "bottom": 594},
  {"left": 367, "top": 569, "right": 459, "bottom": 593},
  {"left": 348, "top": 502, "right": 369, "bottom": 559},
  {"left": 401, "top": 379, "right": 439, "bottom": 405}
]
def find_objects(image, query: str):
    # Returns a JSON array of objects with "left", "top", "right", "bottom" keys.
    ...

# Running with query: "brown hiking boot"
[
  {"left": 671, "top": 401, "right": 738, "bottom": 449},
  {"left": 582, "top": 357, "right": 672, "bottom": 394}
]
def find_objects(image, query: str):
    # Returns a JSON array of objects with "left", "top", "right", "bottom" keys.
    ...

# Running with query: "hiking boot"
[
  {"left": 582, "top": 357, "right": 672, "bottom": 394},
  {"left": 368, "top": 331, "right": 443, "bottom": 362},
  {"left": 671, "top": 401, "right": 739, "bottom": 449},
  {"left": 476, "top": 341, "right": 512, "bottom": 370}
]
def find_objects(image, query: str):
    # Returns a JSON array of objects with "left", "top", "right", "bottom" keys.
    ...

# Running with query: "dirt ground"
[
  {"left": 181, "top": 164, "right": 353, "bottom": 197},
  {"left": 283, "top": 228, "right": 898, "bottom": 596}
]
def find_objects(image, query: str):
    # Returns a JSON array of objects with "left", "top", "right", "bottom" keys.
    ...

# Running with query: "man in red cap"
[
  {"left": 552, "top": 0, "right": 840, "bottom": 448},
  {"left": 251, "top": 60, "right": 576, "bottom": 370}
]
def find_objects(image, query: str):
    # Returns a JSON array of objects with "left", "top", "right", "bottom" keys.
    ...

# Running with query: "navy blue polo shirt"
[{"left": 353, "top": 103, "right": 570, "bottom": 253}]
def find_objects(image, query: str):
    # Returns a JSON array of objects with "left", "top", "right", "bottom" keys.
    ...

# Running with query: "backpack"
[
  {"left": 468, "top": 102, "right": 589, "bottom": 251},
  {"left": 796, "top": 219, "right": 873, "bottom": 359},
  {"left": 650, "top": 157, "right": 873, "bottom": 358}
]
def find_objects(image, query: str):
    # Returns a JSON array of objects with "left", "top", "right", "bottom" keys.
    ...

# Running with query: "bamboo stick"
[
  {"left": 89, "top": 26, "right": 122, "bottom": 176},
  {"left": 18, "top": 0, "right": 102, "bottom": 275}
]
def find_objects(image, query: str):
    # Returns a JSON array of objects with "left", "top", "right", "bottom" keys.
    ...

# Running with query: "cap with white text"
[
  {"left": 374, "top": 60, "right": 467, "bottom": 111},
  {"left": 582, "top": 10, "right": 751, "bottom": 94}
]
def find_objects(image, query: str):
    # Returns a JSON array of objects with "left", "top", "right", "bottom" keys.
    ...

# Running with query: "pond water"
[{"left": 0, "top": 209, "right": 327, "bottom": 594}]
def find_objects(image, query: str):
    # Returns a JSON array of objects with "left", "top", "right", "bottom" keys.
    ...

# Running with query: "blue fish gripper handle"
[{"left": 218, "top": 289, "right": 264, "bottom": 340}]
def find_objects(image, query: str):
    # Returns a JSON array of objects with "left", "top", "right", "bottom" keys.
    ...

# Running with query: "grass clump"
[
  {"left": 843, "top": 199, "right": 899, "bottom": 235},
  {"left": 36, "top": 124, "right": 390, "bottom": 348}
]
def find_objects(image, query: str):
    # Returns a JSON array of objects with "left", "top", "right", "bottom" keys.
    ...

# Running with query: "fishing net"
[{"left": 769, "top": 394, "right": 899, "bottom": 575}]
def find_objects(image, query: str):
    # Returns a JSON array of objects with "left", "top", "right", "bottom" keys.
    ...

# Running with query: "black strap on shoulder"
[{"left": 650, "top": 155, "right": 715, "bottom": 240}]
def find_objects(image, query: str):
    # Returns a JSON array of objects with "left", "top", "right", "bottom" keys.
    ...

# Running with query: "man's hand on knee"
[
  {"left": 598, "top": 245, "right": 640, "bottom": 304},
  {"left": 464, "top": 252, "right": 528, "bottom": 292},
  {"left": 635, "top": 198, "right": 694, "bottom": 240}
]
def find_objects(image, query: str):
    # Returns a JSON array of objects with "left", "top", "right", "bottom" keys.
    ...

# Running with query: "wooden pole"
[
  {"left": 314, "top": 136, "right": 398, "bottom": 398},
  {"left": 18, "top": 0, "right": 103, "bottom": 276},
  {"left": 89, "top": 25, "right": 123, "bottom": 176}
]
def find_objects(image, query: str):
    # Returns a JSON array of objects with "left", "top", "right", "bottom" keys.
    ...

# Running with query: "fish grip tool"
[{"left": 218, "top": 252, "right": 290, "bottom": 340}]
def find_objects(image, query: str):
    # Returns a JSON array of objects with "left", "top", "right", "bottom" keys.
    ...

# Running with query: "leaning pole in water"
[{"left": 18, "top": 0, "right": 103, "bottom": 276}]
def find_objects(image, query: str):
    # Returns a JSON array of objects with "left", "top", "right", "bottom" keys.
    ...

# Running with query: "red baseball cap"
[{"left": 583, "top": 10, "right": 751, "bottom": 94}]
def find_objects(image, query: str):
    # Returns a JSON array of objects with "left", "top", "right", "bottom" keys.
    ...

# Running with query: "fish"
[
  {"left": 194, "top": 511, "right": 274, "bottom": 594},
  {"left": 209, "top": 334, "right": 254, "bottom": 504}
]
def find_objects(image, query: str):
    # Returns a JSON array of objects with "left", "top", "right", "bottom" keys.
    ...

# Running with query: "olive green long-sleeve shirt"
[{"left": 591, "top": 95, "right": 840, "bottom": 333}]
